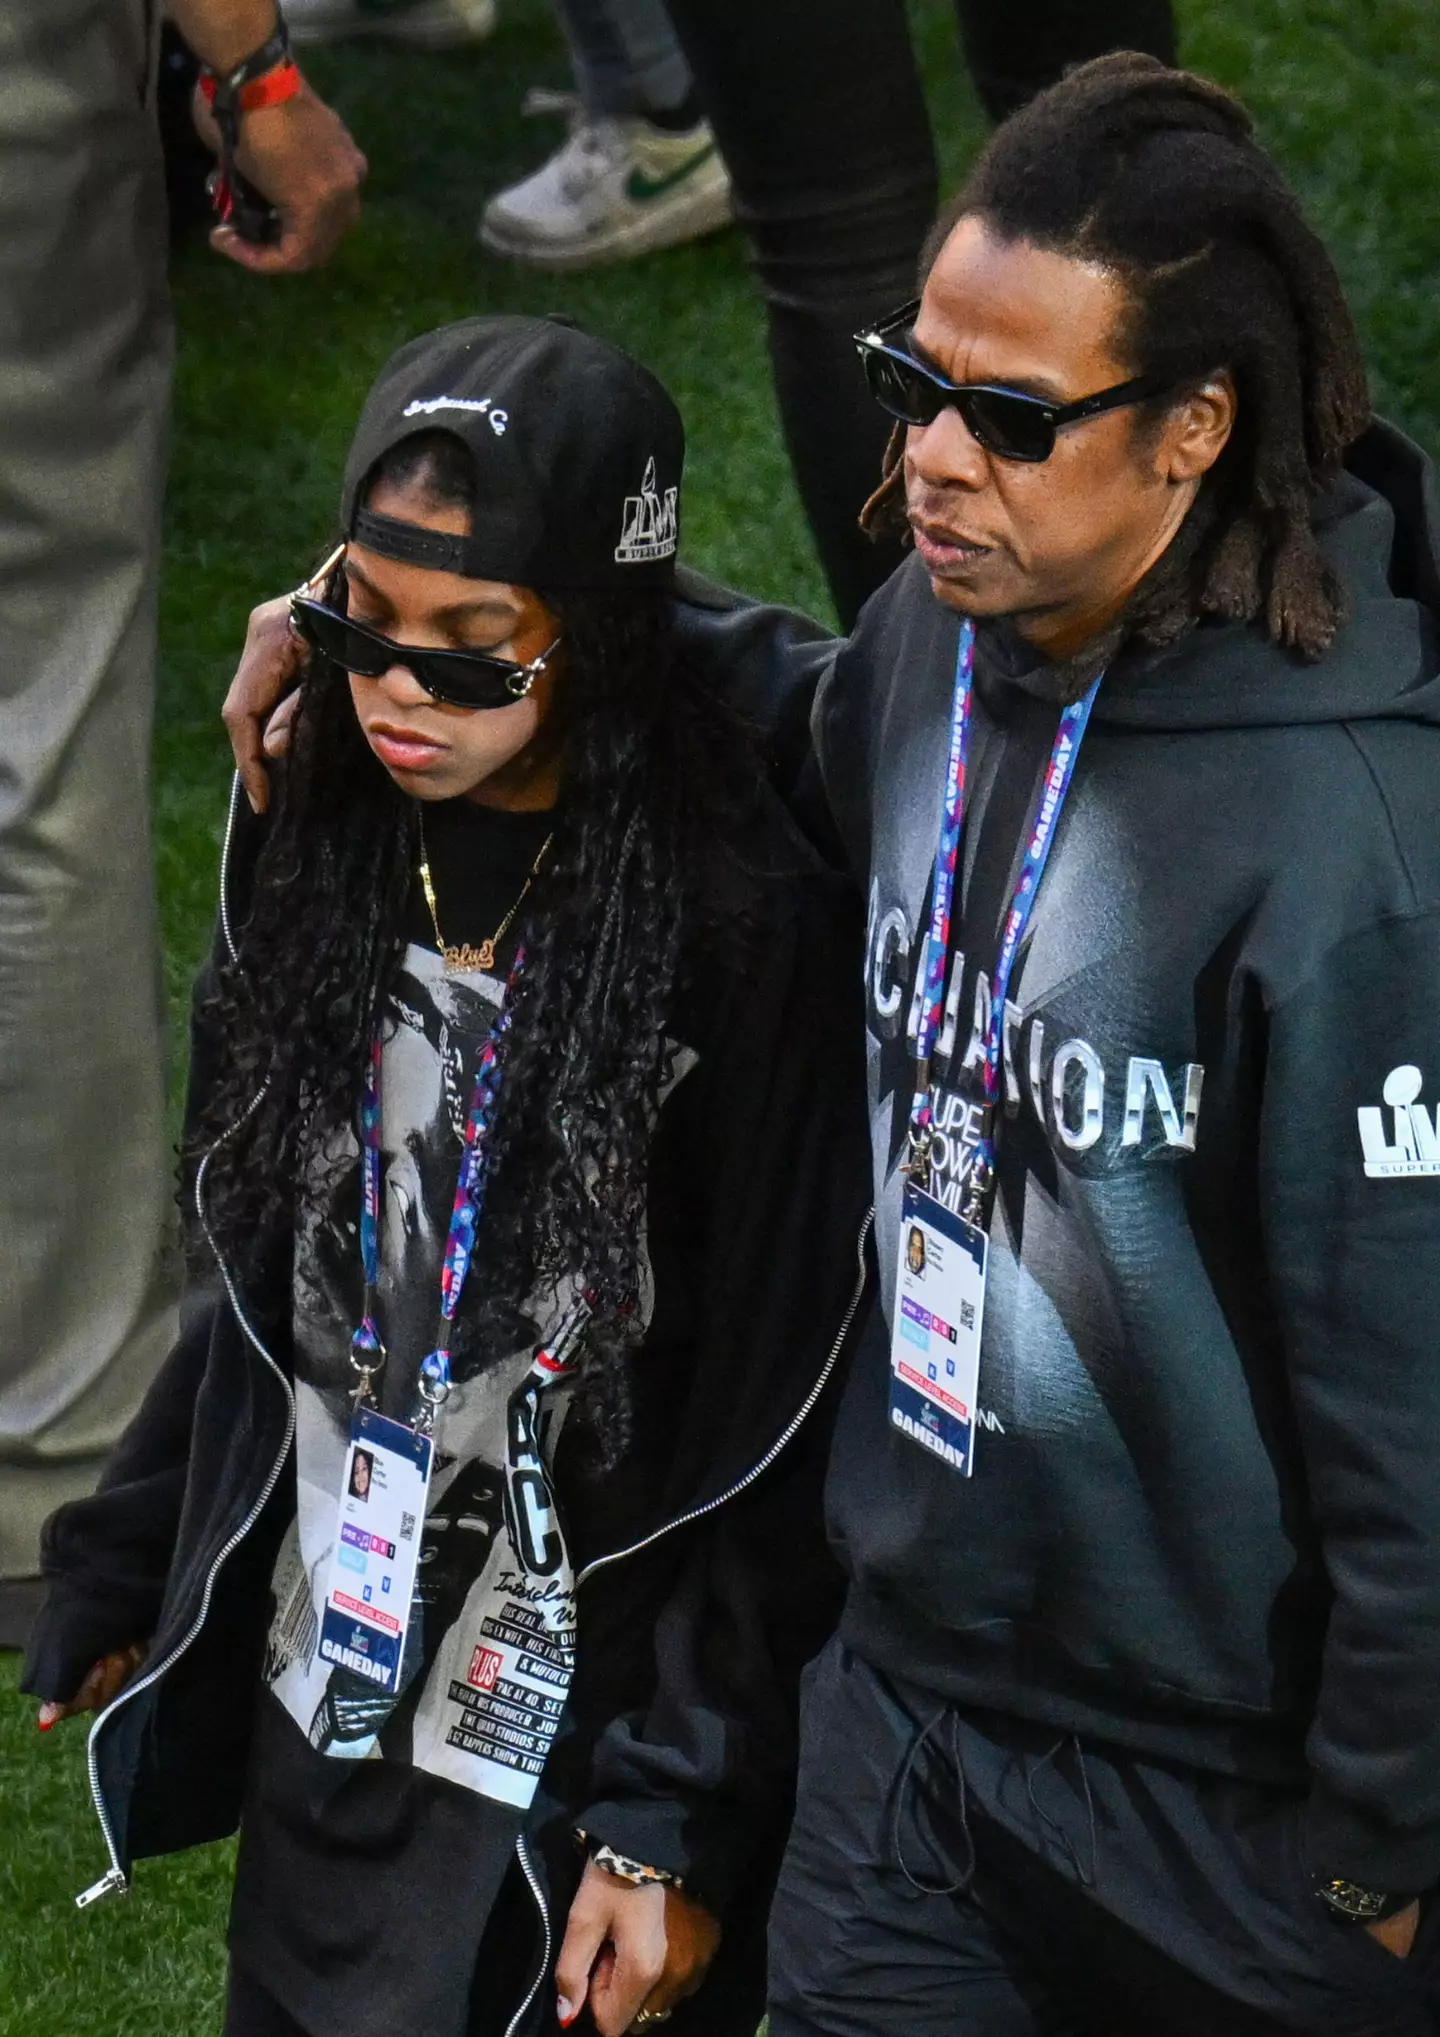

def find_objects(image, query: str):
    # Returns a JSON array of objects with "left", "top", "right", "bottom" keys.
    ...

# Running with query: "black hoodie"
[{"left": 814, "top": 421, "right": 1440, "bottom": 1896}]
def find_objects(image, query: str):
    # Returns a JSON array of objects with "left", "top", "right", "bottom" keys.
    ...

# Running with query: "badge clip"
[
  {"left": 415, "top": 1347, "right": 452, "bottom": 1434},
  {"left": 349, "top": 1320, "right": 386, "bottom": 1410}
]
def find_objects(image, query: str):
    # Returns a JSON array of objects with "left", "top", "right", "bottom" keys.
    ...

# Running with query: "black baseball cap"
[{"left": 339, "top": 316, "right": 685, "bottom": 591}]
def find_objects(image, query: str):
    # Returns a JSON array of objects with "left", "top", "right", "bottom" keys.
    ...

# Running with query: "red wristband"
[{"left": 199, "top": 58, "right": 301, "bottom": 115}]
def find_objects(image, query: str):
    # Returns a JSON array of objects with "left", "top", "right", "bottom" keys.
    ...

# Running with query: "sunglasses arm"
[{"left": 294, "top": 540, "right": 348, "bottom": 600}]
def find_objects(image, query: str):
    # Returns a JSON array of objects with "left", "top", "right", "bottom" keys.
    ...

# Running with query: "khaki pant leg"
[{"left": 0, "top": 0, "right": 176, "bottom": 1580}]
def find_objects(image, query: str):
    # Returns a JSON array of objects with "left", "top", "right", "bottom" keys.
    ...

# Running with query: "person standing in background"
[
  {"left": 660, "top": 0, "right": 1177, "bottom": 626},
  {"left": 477, "top": 0, "right": 730, "bottom": 273},
  {"left": 282, "top": 0, "right": 731, "bottom": 273},
  {"left": 0, "top": 0, "right": 363, "bottom": 1646}
]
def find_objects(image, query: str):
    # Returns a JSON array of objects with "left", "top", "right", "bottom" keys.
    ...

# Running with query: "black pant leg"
[
  {"left": 768, "top": 1640, "right": 1069, "bottom": 2037},
  {"left": 223, "top": 1962, "right": 316, "bottom": 2037},
  {"left": 945, "top": 1711, "right": 1440, "bottom": 2037},
  {"left": 661, "top": 0, "right": 935, "bottom": 625},
  {"left": 953, "top": 0, "right": 1178, "bottom": 122}
]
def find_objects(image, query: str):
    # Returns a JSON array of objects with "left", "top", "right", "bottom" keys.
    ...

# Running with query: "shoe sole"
[{"left": 479, "top": 179, "right": 733, "bottom": 271}]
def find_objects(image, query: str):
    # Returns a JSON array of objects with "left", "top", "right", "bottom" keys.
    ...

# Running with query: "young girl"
[{"left": 23, "top": 317, "right": 871, "bottom": 2037}]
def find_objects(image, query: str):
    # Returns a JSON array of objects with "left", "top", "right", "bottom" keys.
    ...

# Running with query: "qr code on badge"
[
  {"left": 399, "top": 1511, "right": 417, "bottom": 1541},
  {"left": 960, "top": 1300, "right": 976, "bottom": 1332}
]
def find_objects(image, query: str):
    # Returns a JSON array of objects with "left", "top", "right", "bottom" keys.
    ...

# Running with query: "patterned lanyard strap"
[
  {"left": 350, "top": 952, "right": 524, "bottom": 1429},
  {"left": 907, "top": 623, "right": 1102, "bottom": 1223}
]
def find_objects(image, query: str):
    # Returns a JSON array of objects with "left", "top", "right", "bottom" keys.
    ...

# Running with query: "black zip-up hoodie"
[
  {"left": 814, "top": 420, "right": 1440, "bottom": 1896},
  {"left": 20, "top": 632, "right": 871, "bottom": 2037}
]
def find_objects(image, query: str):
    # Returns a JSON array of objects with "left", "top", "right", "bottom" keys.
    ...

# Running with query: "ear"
[{"left": 1161, "top": 372, "right": 1237, "bottom": 484}]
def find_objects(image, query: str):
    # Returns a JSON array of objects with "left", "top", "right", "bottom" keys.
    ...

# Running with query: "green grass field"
[{"left": 2, "top": 0, "right": 1437, "bottom": 2027}]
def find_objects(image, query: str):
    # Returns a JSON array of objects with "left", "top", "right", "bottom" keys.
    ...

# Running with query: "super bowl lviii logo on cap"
[{"left": 615, "top": 457, "right": 678, "bottom": 566}]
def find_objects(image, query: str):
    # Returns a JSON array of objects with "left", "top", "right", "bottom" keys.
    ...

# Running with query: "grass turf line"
[{"left": 3, "top": 0, "right": 1437, "bottom": 2029}]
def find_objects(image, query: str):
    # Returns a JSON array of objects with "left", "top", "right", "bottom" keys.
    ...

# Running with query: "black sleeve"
[
  {"left": 575, "top": 1409, "right": 846, "bottom": 1912},
  {"left": 574, "top": 866, "right": 873, "bottom": 1911},
  {"left": 20, "top": 1291, "right": 219, "bottom": 1702},
  {"left": 671, "top": 568, "right": 841, "bottom": 808},
  {"left": 1262, "top": 909, "right": 1440, "bottom": 1893}
]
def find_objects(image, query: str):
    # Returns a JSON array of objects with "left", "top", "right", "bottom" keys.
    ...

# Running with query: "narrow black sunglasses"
[
  {"left": 854, "top": 299, "right": 1166, "bottom": 462},
  {"left": 288, "top": 546, "right": 561, "bottom": 711}
]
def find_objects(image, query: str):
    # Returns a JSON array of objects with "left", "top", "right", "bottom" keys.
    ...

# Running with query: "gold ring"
[{"left": 632, "top": 2014, "right": 673, "bottom": 2029}]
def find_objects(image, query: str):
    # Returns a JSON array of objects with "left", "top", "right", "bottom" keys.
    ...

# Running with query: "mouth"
[
  {"left": 908, "top": 515, "right": 994, "bottom": 576},
  {"left": 366, "top": 721, "right": 450, "bottom": 773}
]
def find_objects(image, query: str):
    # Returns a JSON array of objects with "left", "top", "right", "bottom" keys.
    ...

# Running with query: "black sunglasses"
[
  {"left": 854, "top": 300, "right": 1167, "bottom": 463},
  {"left": 289, "top": 565, "right": 560, "bottom": 712}
]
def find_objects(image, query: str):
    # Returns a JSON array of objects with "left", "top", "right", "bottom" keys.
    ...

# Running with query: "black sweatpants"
[
  {"left": 769, "top": 1640, "right": 1440, "bottom": 2037},
  {"left": 660, "top": 0, "right": 1177, "bottom": 625}
]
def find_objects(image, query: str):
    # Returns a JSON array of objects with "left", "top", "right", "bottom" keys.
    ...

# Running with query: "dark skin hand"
[
  {"left": 173, "top": 0, "right": 366, "bottom": 276},
  {"left": 36, "top": 1644, "right": 147, "bottom": 1729}
]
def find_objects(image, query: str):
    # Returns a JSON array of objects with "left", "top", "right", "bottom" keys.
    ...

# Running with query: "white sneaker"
[
  {"left": 479, "top": 93, "right": 733, "bottom": 271},
  {"left": 286, "top": 0, "right": 497, "bottom": 48}
]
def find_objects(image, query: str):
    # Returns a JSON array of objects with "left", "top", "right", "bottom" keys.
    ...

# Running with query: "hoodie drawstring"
[
  {"left": 891, "top": 1711, "right": 1100, "bottom": 1899},
  {"left": 889, "top": 1706, "right": 978, "bottom": 1896},
  {"left": 1024, "top": 1732, "right": 1098, "bottom": 1891}
]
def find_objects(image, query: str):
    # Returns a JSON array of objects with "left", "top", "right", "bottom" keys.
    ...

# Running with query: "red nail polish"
[{"left": 37, "top": 1715, "right": 54, "bottom": 1732}]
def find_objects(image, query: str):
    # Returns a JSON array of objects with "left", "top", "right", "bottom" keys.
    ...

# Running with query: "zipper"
[
  {"left": 576, "top": 1207, "right": 873, "bottom": 1589},
  {"left": 82, "top": 777, "right": 873, "bottom": 1938},
  {"left": 498, "top": 1211, "right": 873, "bottom": 2025},
  {"left": 217, "top": 770, "right": 244, "bottom": 968},
  {"left": 503, "top": 1834, "right": 554, "bottom": 2037},
  {"left": 78, "top": 778, "right": 295, "bottom": 1907}
]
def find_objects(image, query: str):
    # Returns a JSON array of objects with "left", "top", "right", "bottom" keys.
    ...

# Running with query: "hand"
[
  {"left": 223, "top": 594, "right": 306, "bottom": 812},
  {"left": 1365, "top": 1899, "right": 1421, "bottom": 1959},
  {"left": 555, "top": 1860, "right": 721, "bottom": 2036},
  {"left": 36, "top": 1644, "right": 147, "bottom": 1729},
  {"left": 194, "top": 75, "right": 366, "bottom": 274}
]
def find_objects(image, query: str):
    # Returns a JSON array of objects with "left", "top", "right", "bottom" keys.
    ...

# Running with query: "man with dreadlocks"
[
  {"left": 761, "top": 51, "right": 1440, "bottom": 2035},
  {"left": 223, "top": 51, "right": 1440, "bottom": 2031}
]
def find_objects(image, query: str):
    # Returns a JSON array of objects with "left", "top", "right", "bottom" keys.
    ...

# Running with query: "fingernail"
[
  {"left": 556, "top": 1999, "right": 575, "bottom": 2027},
  {"left": 37, "top": 1709, "right": 55, "bottom": 1731}
]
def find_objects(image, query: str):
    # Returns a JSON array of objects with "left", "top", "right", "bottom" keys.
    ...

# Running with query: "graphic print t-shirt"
[
  {"left": 232, "top": 802, "right": 587, "bottom": 2035},
  {"left": 264, "top": 928, "right": 580, "bottom": 1799}
]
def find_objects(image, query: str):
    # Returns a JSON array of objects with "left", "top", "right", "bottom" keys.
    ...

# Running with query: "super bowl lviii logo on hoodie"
[{"left": 1358, "top": 1065, "right": 1440, "bottom": 1178}]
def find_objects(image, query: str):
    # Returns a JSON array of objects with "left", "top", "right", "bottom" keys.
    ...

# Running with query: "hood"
[{"left": 1001, "top": 418, "right": 1440, "bottom": 734}]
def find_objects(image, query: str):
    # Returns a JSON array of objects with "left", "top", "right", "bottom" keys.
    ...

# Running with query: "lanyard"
[
  {"left": 908, "top": 623, "right": 1101, "bottom": 1221},
  {"left": 350, "top": 955, "right": 523, "bottom": 1429}
]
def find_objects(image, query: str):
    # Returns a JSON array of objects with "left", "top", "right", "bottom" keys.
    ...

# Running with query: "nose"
[
  {"left": 907, "top": 405, "right": 990, "bottom": 493},
  {"left": 365, "top": 658, "right": 432, "bottom": 709}
]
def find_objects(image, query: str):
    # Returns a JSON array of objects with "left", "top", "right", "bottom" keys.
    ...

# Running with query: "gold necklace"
[{"left": 418, "top": 813, "right": 553, "bottom": 974}]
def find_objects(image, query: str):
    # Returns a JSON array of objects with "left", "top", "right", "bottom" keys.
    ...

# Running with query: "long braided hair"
[
  {"left": 863, "top": 52, "right": 1372, "bottom": 662},
  {"left": 188, "top": 434, "right": 761, "bottom": 1456}
]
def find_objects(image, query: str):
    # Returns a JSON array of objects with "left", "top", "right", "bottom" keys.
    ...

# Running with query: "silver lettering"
[
  {"left": 1050, "top": 1037, "right": 1105, "bottom": 1152},
  {"left": 1121, "top": 1057, "right": 1204, "bottom": 1152},
  {"left": 1027, "top": 1017, "right": 1046, "bottom": 1128},
  {"left": 869, "top": 901, "right": 910, "bottom": 1032},
  {"left": 1002, "top": 999, "right": 1023, "bottom": 1113}
]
